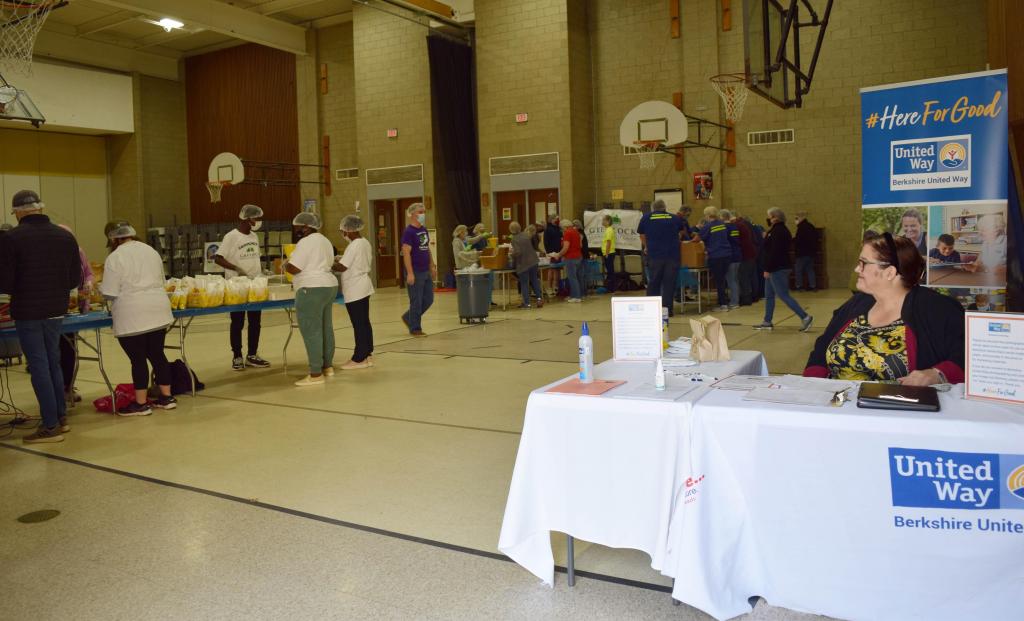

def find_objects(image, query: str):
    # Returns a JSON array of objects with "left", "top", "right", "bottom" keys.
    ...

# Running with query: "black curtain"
[{"left": 427, "top": 35, "right": 480, "bottom": 227}]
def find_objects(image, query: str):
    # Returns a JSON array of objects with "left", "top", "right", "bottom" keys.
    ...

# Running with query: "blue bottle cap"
[{"left": 582, "top": 321, "right": 589, "bottom": 336}]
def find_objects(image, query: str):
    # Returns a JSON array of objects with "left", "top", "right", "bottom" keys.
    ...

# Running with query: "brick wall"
[
  {"left": 567, "top": 0, "right": 595, "bottom": 209},
  {"left": 139, "top": 75, "right": 190, "bottom": 227}
]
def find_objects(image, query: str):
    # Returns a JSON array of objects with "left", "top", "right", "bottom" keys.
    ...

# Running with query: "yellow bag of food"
[
  {"left": 249, "top": 276, "right": 269, "bottom": 302},
  {"left": 225, "top": 277, "right": 250, "bottom": 305},
  {"left": 205, "top": 277, "right": 225, "bottom": 307}
]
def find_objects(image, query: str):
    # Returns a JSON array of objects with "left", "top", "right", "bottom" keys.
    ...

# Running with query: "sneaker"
[
  {"left": 153, "top": 395, "right": 177, "bottom": 410},
  {"left": 567, "top": 298, "right": 582, "bottom": 303},
  {"left": 536, "top": 300, "right": 544, "bottom": 308},
  {"left": 517, "top": 304, "right": 531, "bottom": 309},
  {"left": 715, "top": 305, "right": 729, "bottom": 312},
  {"left": 341, "top": 359, "right": 371, "bottom": 370},
  {"left": 366, "top": 355, "right": 375, "bottom": 367},
  {"left": 322, "top": 366, "right": 336, "bottom": 377},
  {"left": 410, "top": 330, "right": 427, "bottom": 337},
  {"left": 23, "top": 426, "right": 64, "bottom": 444},
  {"left": 800, "top": 315, "right": 814, "bottom": 332},
  {"left": 295, "top": 375, "right": 325, "bottom": 387},
  {"left": 753, "top": 321, "right": 774, "bottom": 330},
  {"left": 59, "top": 417, "right": 70, "bottom": 433},
  {"left": 232, "top": 356, "right": 245, "bottom": 371},
  {"left": 246, "top": 355, "right": 271, "bottom": 368},
  {"left": 117, "top": 402, "right": 152, "bottom": 417},
  {"left": 728, "top": 305, "right": 740, "bottom": 311},
  {"left": 401, "top": 314, "right": 410, "bottom": 328}
]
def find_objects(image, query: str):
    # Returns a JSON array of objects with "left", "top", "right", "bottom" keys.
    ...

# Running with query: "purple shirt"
[{"left": 401, "top": 225, "right": 431, "bottom": 273}]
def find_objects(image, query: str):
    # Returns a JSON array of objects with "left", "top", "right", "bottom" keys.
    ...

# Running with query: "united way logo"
[
  {"left": 1009, "top": 465, "right": 1024, "bottom": 501},
  {"left": 939, "top": 142, "right": 966, "bottom": 168},
  {"left": 889, "top": 448, "right": 1024, "bottom": 510}
]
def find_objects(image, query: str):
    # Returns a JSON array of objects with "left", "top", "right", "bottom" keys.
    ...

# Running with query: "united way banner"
[
  {"left": 861, "top": 69, "right": 1007, "bottom": 205},
  {"left": 860, "top": 70, "right": 1010, "bottom": 297}
]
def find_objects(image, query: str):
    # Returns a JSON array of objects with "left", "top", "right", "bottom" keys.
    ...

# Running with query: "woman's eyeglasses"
[{"left": 857, "top": 258, "right": 891, "bottom": 270}]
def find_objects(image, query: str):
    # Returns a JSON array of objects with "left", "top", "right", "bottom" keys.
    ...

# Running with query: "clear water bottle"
[{"left": 578, "top": 321, "right": 594, "bottom": 383}]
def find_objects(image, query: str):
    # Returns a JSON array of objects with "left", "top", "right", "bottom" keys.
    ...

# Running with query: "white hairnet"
[
  {"left": 107, "top": 223, "right": 137, "bottom": 240},
  {"left": 239, "top": 204, "right": 264, "bottom": 220},
  {"left": 340, "top": 214, "right": 365, "bottom": 232},
  {"left": 292, "top": 212, "right": 321, "bottom": 230}
]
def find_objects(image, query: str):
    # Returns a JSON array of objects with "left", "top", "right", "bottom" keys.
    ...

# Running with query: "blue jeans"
[
  {"left": 794, "top": 255, "right": 816, "bottom": 289},
  {"left": 764, "top": 269, "right": 808, "bottom": 323},
  {"left": 726, "top": 261, "right": 740, "bottom": 306},
  {"left": 565, "top": 258, "right": 583, "bottom": 299},
  {"left": 707, "top": 256, "right": 731, "bottom": 306},
  {"left": 647, "top": 257, "right": 679, "bottom": 315},
  {"left": 518, "top": 265, "right": 542, "bottom": 305},
  {"left": 403, "top": 271, "right": 434, "bottom": 332},
  {"left": 16, "top": 318, "right": 66, "bottom": 429}
]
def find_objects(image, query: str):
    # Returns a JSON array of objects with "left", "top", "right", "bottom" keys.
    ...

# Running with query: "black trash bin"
[{"left": 456, "top": 270, "right": 491, "bottom": 324}]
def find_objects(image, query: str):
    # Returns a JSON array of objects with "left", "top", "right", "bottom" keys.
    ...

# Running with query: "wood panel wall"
[{"left": 185, "top": 44, "right": 302, "bottom": 223}]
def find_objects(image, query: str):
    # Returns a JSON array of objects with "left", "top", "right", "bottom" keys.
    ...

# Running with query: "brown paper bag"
[{"left": 689, "top": 315, "right": 731, "bottom": 362}]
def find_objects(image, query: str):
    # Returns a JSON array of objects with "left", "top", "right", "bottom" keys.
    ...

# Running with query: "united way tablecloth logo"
[
  {"left": 889, "top": 448, "right": 1024, "bottom": 510},
  {"left": 889, "top": 134, "right": 971, "bottom": 191}
]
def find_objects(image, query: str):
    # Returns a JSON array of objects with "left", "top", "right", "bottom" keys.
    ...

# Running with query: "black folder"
[{"left": 856, "top": 382, "right": 941, "bottom": 412}]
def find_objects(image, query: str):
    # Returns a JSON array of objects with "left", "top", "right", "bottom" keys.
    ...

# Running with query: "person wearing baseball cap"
[{"left": 0, "top": 190, "right": 82, "bottom": 443}]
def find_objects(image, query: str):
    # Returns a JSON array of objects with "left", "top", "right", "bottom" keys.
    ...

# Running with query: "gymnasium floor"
[{"left": 0, "top": 285, "right": 844, "bottom": 620}]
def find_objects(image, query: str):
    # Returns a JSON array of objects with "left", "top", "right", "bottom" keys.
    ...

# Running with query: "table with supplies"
[{"left": 499, "top": 360, "right": 1024, "bottom": 621}]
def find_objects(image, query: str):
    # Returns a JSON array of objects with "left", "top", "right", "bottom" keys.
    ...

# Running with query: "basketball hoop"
[
  {"left": 710, "top": 73, "right": 750, "bottom": 124},
  {"left": 0, "top": 1, "right": 65, "bottom": 76},
  {"left": 633, "top": 141, "right": 663, "bottom": 170},
  {"left": 206, "top": 181, "right": 230, "bottom": 203}
]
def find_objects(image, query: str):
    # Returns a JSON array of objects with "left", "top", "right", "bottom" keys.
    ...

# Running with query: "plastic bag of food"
[
  {"left": 248, "top": 276, "right": 269, "bottom": 302},
  {"left": 165, "top": 277, "right": 179, "bottom": 293},
  {"left": 186, "top": 276, "right": 206, "bottom": 308},
  {"left": 204, "top": 276, "right": 225, "bottom": 307},
  {"left": 175, "top": 277, "right": 195, "bottom": 309},
  {"left": 225, "top": 276, "right": 250, "bottom": 305}
]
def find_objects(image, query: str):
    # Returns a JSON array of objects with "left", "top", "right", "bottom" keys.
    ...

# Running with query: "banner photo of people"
[
  {"left": 693, "top": 172, "right": 713, "bottom": 200},
  {"left": 860, "top": 69, "right": 1010, "bottom": 301}
]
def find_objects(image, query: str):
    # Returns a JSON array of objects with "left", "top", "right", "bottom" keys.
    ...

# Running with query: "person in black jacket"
[
  {"left": 755, "top": 208, "right": 812, "bottom": 331},
  {"left": 793, "top": 211, "right": 818, "bottom": 291},
  {"left": 0, "top": 190, "right": 82, "bottom": 443},
  {"left": 804, "top": 233, "right": 964, "bottom": 385}
]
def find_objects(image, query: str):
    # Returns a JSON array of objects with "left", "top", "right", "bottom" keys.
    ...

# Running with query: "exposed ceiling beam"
[
  {"left": 133, "top": 29, "right": 197, "bottom": 50},
  {"left": 255, "top": 0, "right": 327, "bottom": 15},
  {"left": 33, "top": 29, "right": 180, "bottom": 80},
  {"left": 44, "top": 20, "right": 182, "bottom": 58},
  {"left": 310, "top": 12, "right": 353, "bottom": 29},
  {"left": 87, "top": 0, "right": 308, "bottom": 55},
  {"left": 76, "top": 10, "right": 139, "bottom": 36}
]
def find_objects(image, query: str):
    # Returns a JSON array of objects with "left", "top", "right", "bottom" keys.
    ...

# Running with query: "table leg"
[
  {"left": 65, "top": 333, "right": 79, "bottom": 411},
  {"left": 283, "top": 307, "right": 296, "bottom": 371},
  {"left": 75, "top": 328, "right": 115, "bottom": 410},
  {"left": 502, "top": 272, "right": 510, "bottom": 311},
  {"left": 567, "top": 535, "right": 575, "bottom": 587}
]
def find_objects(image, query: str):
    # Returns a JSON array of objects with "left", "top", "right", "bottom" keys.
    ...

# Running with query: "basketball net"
[
  {"left": 0, "top": 1, "right": 63, "bottom": 76},
  {"left": 710, "top": 73, "right": 750, "bottom": 124},
  {"left": 634, "top": 141, "right": 663, "bottom": 170},
  {"left": 206, "top": 181, "right": 229, "bottom": 203}
]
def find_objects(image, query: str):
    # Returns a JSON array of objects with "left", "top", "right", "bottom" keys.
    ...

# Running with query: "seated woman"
[{"left": 804, "top": 233, "right": 964, "bottom": 386}]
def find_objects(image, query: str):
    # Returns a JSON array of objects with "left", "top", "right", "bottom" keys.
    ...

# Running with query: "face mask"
[
  {"left": 250, "top": 220, "right": 262, "bottom": 231},
  {"left": 294, "top": 228, "right": 306, "bottom": 240},
  {"left": 417, "top": 213, "right": 426, "bottom": 226}
]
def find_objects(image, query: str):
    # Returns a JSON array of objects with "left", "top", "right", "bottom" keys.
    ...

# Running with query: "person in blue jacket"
[
  {"left": 695, "top": 206, "right": 737, "bottom": 311},
  {"left": 638, "top": 200, "right": 685, "bottom": 316},
  {"left": 720, "top": 209, "right": 742, "bottom": 310}
]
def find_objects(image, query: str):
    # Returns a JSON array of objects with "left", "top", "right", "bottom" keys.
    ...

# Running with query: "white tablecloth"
[
  {"left": 497, "top": 351, "right": 768, "bottom": 590},
  {"left": 663, "top": 385, "right": 1024, "bottom": 621}
]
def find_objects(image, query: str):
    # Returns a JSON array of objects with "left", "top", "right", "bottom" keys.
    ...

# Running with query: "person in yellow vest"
[{"left": 601, "top": 215, "right": 617, "bottom": 291}]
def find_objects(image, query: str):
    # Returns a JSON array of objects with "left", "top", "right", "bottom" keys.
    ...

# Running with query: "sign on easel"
[{"left": 965, "top": 311, "right": 1024, "bottom": 404}]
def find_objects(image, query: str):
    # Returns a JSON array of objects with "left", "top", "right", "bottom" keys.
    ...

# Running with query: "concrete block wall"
[
  {"left": 717, "top": 0, "right": 987, "bottom": 286},
  {"left": 138, "top": 75, "right": 190, "bottom": 227},
  {"left": 475, "top": 0, "right": 574, "bottom": 222}
]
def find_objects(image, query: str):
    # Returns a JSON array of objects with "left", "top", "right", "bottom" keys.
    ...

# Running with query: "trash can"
[{"left": 456, "top": 270, "right": 491, "bottom": 324}]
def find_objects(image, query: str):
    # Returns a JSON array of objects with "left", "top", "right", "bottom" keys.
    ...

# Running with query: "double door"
[
  {"left": 373, "top": 197, "right": 421, "bottom": 287},
  {"left": 495, "top": 188, "right": 559, "bottom": 241}
]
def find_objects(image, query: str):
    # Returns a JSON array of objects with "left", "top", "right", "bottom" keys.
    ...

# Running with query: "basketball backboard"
[
  {"left": 743, "top": 0, "right": 833, "bottom": 109},
  {"left": 0, "top": 83, "right": 45, "bottom": 128}
]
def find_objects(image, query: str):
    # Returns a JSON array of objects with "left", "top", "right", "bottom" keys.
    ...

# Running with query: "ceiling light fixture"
[{"left": 157, "top": 18, "right": 184, "bottom": 32}]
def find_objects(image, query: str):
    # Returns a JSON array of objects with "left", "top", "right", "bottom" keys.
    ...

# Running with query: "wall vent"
[
  {"left": 489, "top": 152, "right": 559, "bottom": 176},
  {"left": 747, "top": 129, "right": 795, "bottom": 146},
  {"left": 365, "top": 164, "right": 423, "bottom": 186},
  {"left": 335, "top": 167, "right": 359, "bottom": 181}
]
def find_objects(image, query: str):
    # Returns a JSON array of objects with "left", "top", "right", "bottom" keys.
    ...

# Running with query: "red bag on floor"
[{"left": 92, "top": 383, "right": 136, "bottom": 413}]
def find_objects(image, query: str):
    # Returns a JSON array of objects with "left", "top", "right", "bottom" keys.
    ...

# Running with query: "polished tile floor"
[{"left": 0, "top": 284, "right": 845, "bottom": 620}]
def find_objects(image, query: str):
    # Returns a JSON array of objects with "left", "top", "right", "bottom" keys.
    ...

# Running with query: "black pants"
[
  {"left": 603, "top": 254, "right": 617, "bottom": 291},
  {"left": 344, "top": 296, "right": 374, "bottom": 363},
  {"left": 230, "top": 310, "right": 262, "bottom": 358},
  {"left": 59, "top": 333, "right": 76, "bottom": 391},
  {"left": 117, "top": 329, "right": 171, "bottom": 390},
  {"left": 708, "top": 256, "right": 731, "bottom": 307},
  {"left": 738, "top": 259, "right": 756, "bottom": 305},
  {"left": 647, "top": 257, "right": 679, "bottom": 316}
]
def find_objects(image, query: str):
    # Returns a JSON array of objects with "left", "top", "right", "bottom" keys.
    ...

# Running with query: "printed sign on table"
[{"left": 964, "top": 311, "right": 1024, "bottom": 404}]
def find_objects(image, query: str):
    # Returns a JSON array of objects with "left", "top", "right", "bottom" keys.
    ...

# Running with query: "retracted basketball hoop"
[
  {"left": 0, "top": 1, "right": 66, "bottom": 76},
  {"left": 710, "top": 73, "right": 750, "bottom": 124},
  {"left": 206, "top": 181, "right": 230, "bottom": 203}
]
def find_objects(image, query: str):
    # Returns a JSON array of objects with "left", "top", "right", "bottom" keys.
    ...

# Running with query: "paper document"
[
  {"left": 774, "top": 375, "right": 856, "bottom": 393},
  {"left": 613, "top": 382, "right": 703, "bottom": 402},
  {"left": 742, "top": 387, "right": 840, "bottom": 407},
  {"left": 545, "top": 378, "right": 625, "bottom": 396},
  {"left": 712, "top": 375, "right": 778, "bottom": 391},
  {"left": 611, "top": 297, "right": 663, "bottom": 360}
]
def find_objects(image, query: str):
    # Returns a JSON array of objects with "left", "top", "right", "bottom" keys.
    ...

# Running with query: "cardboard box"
[
  {"left": 681, "top": 241, "right": 706, "bottom": 267},
  {"left": 480, "top": 246, "right": 510, "bottom": 270}
]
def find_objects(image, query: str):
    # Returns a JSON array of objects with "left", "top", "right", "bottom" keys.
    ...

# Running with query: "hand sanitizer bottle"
[
  {"left": 578, "top": 321, "right": 594, "bottom": 383},
  {"left": 662, "top": 307, "right": 670, "bottom": 350},
  {"left": 654, "top": 357, "right": 666, "bottom": 391}
]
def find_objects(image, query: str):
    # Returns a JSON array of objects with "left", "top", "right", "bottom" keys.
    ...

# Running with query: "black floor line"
[{"left": 0, "top": 442, "right": 672, "bottom": 595}]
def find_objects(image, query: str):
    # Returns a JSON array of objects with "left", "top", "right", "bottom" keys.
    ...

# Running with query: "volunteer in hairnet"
[
  {"left": 333, "top": 215, "right": 375, "bottom": 370},
  {"left": 215, "top": 204, "right": 271, "bottom": 371},
  {"left": 101, "top": 222, "right": 176, "bottom": 416},
  {"left": 285, "top": 212, "right": 338, "bottom": 386}
]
